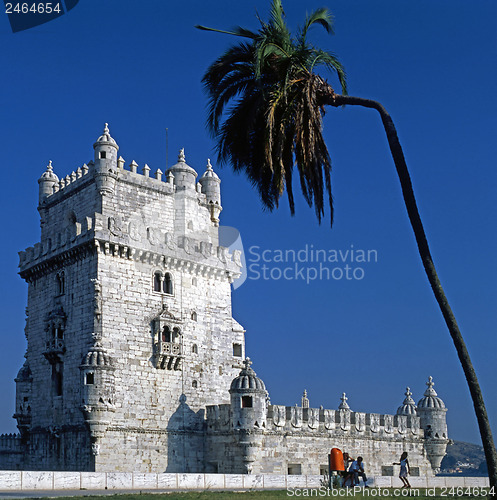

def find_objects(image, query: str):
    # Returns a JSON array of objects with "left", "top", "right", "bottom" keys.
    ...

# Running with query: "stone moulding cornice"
[
  {"left": 106, "top": 426, "right": 205, "bottom": 436},
  {"left": 19, "top": 233, "right": 242, "bottom": 282},
  {"left": 94, "top": 238, "right": 242, "bottom": 280},
  {"left": 19, "top": 238, "right": 94, "bottom": 281}
]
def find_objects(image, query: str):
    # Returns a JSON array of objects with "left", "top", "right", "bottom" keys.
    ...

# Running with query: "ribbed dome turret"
[
  {"left": 81, "top": 342, "right": 114, "bottom": 368},
  {"left": 230, "top": 358, "right": 266, "bottom": 392},
  {"left": 417, "top": 376, "right": 446, "bottom": 409},
  {"left": 167, "top": 148, "right": 197, "bottom": 190},
  {"left": 397, "top": 387, "right": 417, "bottom": 415},
  {"left": 93, "top": 123, "right": 118, "bottom": 149},
  {"left": 39, "top": 160, "right": 59, "bottom": 182}
]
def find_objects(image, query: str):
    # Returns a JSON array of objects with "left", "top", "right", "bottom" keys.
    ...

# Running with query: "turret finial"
[
  {"left": 424, "top": 376, "right": 437, "bottom": 396},
  {"left": 47, "top": 160, "right": 53, "bottom": 171},
  {"left": 178, "top": 148, "right": 186, "bottom": 163},
  {"left": 243, "top": 357, "right": 253, "bottom": 370},
  {"left": 207, "top": 158, "right": 213, "bottom": 171},
  {"left": 104, "top": 123, "right": 109, "bottom": 134},
  {"left": 339, "top": 392, "right": 350, "bottom": 410},
  {"left": 301, "top": 390, "right": 309, "bottom": 408}
]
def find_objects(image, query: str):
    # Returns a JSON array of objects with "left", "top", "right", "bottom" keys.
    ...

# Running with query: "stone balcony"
[
  {"left": 153, "top": 341, "right": 183, "bottom": 370},
  {"left": 43, "top": 338, "right": 66, "bottom": 364}
]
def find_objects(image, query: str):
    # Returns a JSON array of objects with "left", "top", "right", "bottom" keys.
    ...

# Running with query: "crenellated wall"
[{"left": 205, "top": 404, "right": 434, "bottom": 476}]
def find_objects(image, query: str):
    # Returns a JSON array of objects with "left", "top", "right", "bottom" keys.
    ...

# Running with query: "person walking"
[{"left": 394, "top": 451, "right": 411, "bottom": 488}]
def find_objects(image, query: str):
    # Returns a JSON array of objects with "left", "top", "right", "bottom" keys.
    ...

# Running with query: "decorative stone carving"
[
  {"left": 385, "top": 414, "right": 394, "bottom": 433},
  {"left": 272, "top": 406, "right": 286, "bottom": 427},
  {"left": 128, "top": 221, "right": 140, "bottom": 241},
  {"left": 165, "top": 232, "right": 176, "bottom": 250},
  {"left": 232, "top": 249, "right": 242, "bottom": 267},
  {"left": 355, "top": 412, "right": 366, "bottom": 432},
  {"left": 291, "top": 406, "right": 302, "bottom": 428},
  {"left": 324, "top": 409, "right": 335, "bottom": 430},
  {"left": 339, "top": 409, "right": 350, "bottom": 431},
  {"left": 308, "top": 408, "right": 319, "bottom": 430},
  {"left": 398, "top": 415, "right": 407, "bottom": 434},
  {"left": 200, "top": 241, "right": 212, "bottom": 258},
  {"left": 370, "top": 413, "right": 380, "bottom": 433},
  {"left": 91, "top": 279, "right": 102, "bottom": 324},
  {"left": 218, "top": 246, "right": 228, "bottom": 263}
]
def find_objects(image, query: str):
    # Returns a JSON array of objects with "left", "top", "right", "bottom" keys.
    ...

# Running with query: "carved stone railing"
[
  {"left": 43, "top": 338, "right": 65, "bottom": 364},
  {"left": 153, "top": 341, "right": 182, "bottom": 370}
]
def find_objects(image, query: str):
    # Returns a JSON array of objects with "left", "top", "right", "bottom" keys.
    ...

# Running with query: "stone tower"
[
  {"left": 228, "top": 358, "right": 268, "bottom": 474},
  {"left": 15, "top": 124, "right": 245, "bottom": 472},
  {"left": 416, "top": 376, "right": 449, "bottom": 472}
]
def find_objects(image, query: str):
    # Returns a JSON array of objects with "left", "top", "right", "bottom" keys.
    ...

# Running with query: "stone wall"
[{"left": 0, "top": 471, "right": 489, "bottom": 491}]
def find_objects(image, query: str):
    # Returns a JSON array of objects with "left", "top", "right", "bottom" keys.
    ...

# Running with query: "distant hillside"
[{"left": 440, "top": 440, "right": 487, "bottom": 476}]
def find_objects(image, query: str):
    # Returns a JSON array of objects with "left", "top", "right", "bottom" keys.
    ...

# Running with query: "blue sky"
[{"left": 0, "top": 0, "right": 496, "bottom": 449}]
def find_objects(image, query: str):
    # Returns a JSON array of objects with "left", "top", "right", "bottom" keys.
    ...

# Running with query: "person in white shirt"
[{"left": 349, "top": 456, "right": 368, "bottom": 487}]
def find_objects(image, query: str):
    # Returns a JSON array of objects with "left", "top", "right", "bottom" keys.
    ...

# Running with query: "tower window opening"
[
  {"left": 241, "top": 396, "right": 253, "bottom": 408},
  {"left": 52, "top": 363, "right": 63, "bottom": 397},
  {"left": 100, "top": 151, "right": 107, "bottom": 159},
  {"left": 162, "top": 326, "right": 171, "bottom": 343},
  {"left": 191, "top": 311, "right": 197, "bottom": 321},
  {"left": 192, "top": 380, "right": 198, "bottom": 388},
  {"left": 233, "top": 343, "right": 242, "bottom": 357},
  {"left": 85, "top": 373, "right": 94, "bottom": 385},
  {"left": 153, "top": 272, "right": 162, "bottom": 292},
  {"left": 172, "top": 327, "right": 181, "bottom": 343},
  {"left": 56, "top": 271, "right": 65, "bottom": 295},
  {"left": 192, "top": 344, "right": 198, "bottom": 354},
  {"left": 164, "top": 273, "right": 173, "bottom": 295}
]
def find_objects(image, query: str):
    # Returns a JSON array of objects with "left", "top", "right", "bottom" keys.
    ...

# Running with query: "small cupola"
[
  {"left": 199, "top": 158, "right": 222, "bottom": 225},
  {"left": 167, "top": 149, "right": 198, "bottom": 190},
  {"left": 229, "top": 358, "right": 268, "bottom": 430},
  {"left": 397, "top": 387, "right": 417, "bottom": 416},
  {"left": 93, "top": 123, "right": 119, "bottom": 165},
  {"left": 417, "top": 376, "right": 446, "bottom": 410},
  {"left": 38, "top": 160, "right": 59, "bottom": 203}
]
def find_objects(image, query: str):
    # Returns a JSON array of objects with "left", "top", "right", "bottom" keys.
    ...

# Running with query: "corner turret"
[
  {"left": 417, "top": 377, "right": 449, "bottom": 472},
  {"left": 79, "top": 342, "right": 116, "bottom": 459},
  {"left": 199, "top": 159, "right": 222, "bottom": 226},
  {"left": 93, "top": 123, "right": 119, "bottom": 195},
  {"left": 38, "top": 161, "right": 59, "bottom": 204},
  {"left": 167, "top": 149, "right": 197, "bottom": 191},
  {"left": 229, "top": 358, "right": 268, "bottom": 473}
]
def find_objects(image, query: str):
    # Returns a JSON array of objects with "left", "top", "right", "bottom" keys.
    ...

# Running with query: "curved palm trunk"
[{"left": 327, "top": 94, "right": 497, "bottom": 492}]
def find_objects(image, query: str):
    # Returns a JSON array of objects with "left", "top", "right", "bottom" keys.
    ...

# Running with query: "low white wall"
[{"left": 0, "top": 471, "right": 490, "bottom": 491}]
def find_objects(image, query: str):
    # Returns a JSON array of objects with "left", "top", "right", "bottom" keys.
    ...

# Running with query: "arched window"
[
  {"left": 172, "top": 327, "right": 181, "bottom": 343},
  {"left": 163, "top": 273, "right": 173, "bottom": 295},
  {"left": 192, "top": 380, "right": 198, "bottom": 388},
  {"left": 162, "top": 326, "right": 171, "bottom": 343},
  {"left": 192, "top": 344, "right": 198, "bottom": 354},
  {"left": 56, "top": 271, "right": 65, "bottom": 295},
  {"left": 191, "top": 311, "right": 197, "bottom": 321},
  {"left": 153, "top": 272, "right": 162, "bottom": 292}
]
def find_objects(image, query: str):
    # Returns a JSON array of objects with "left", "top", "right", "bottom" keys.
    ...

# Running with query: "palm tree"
[{"left": 196, "top": 0, "right": 497, "bottom": 490}]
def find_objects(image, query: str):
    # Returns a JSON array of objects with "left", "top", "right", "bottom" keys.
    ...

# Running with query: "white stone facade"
[{"left": 1, "top": 125, "right": 448, "bottom": 476}]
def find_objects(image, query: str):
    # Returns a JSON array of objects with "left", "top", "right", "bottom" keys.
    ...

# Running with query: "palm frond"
[{"left": 301, "top": 7, "right": 334, "bottom": 39}]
